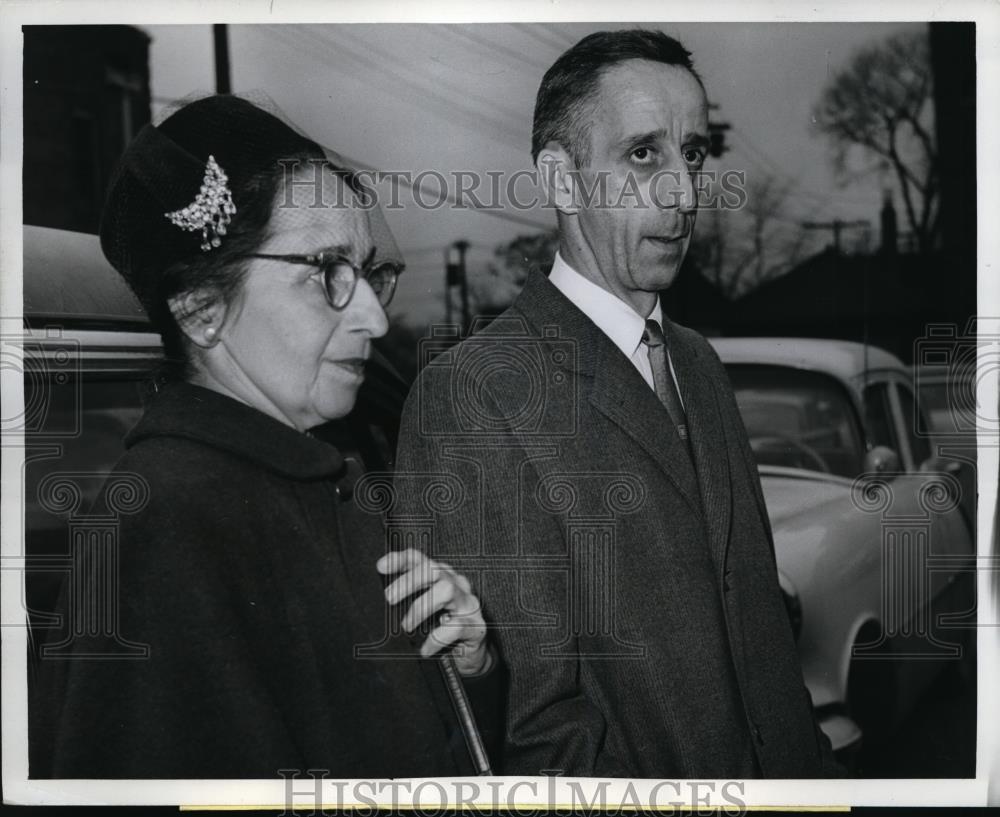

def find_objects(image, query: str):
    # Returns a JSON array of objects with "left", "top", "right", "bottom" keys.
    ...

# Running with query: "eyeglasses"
[{"left": 248, "top": 251, "right": 402, "bottom": 310}]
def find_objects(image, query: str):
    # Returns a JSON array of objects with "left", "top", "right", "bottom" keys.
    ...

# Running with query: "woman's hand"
[{"left": 376, "top": 548, "right": 491, "bottom": 676}]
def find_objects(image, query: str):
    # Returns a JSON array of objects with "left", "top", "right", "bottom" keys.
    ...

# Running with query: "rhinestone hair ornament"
[{"left": 164, "top": 155, "right": 237, "bottom": 251}]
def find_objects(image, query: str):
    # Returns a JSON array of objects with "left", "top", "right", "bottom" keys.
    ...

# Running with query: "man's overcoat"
[{"left": 396, "top": 271, "right": 836, "bottom": 778}]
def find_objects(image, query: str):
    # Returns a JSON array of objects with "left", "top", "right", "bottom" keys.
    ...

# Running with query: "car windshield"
[{"left": 725, "top": 364, "right": 865, "bottom": 478}]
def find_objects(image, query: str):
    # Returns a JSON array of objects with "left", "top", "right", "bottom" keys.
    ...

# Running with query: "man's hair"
[{"left": 531, "top": 29, "right": 701, "bottom": 167}]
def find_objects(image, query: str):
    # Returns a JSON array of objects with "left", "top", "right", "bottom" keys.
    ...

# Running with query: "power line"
[
  {"left": 266, "top": 27, "right": 521, "bottom": 153},
  {"left": 720, "top": 138, "right": 833, "bottom": 216},
  {"left": 538, "top": 23, "right": 583, "bottom": 48},
  {"left": 511, "top": 23, "right": 572, "bottom": 53},
  {"left": 283, "top": 26, "right": 529, "bottom": 154},
  {"left": 434, "top": 24, "right": 552, "bottom": 73},
  {"left": 389, "top": 176, "right": 554, "bottom": 231},
  {"left": 333, "top": 150, "right": 553, "bottom": 231},
  {"left": 256, "top": 28, "right": 554, "bottom": 231},
  {"left": 155, "top": 31, "right": 553, "bottom": 234},
  {"left": 729, "top": 125, "right": 880, "bottom": 208},
  {"left": 801, "top": 218, "right": 870, "bottom": 254},
  {"left": 316, "top": 25, "right": 529, "bottom": 127}
]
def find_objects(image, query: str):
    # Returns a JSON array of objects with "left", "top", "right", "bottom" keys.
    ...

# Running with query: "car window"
[
  {"left": 862, "top": 382, "right": 899, "bottom": 453},
  {"left": 725, "top": 365, "right": 865, "bottom": 478},
  {"left": 917, "top": 374, "right": 977, "bottom": 436},
  {"left": 917, "top": 381, "right": 952, "bottom": 434},
  {"left": 896, "top": 384, "right": 932, "bottom": 466}
]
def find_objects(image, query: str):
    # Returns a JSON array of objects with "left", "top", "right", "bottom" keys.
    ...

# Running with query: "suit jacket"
[{"left": 395, "top": 270, "right": 839, "bottom": 778}]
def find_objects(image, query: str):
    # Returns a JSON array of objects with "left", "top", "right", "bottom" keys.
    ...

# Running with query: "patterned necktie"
[{"left": 642, "top": 319, "right": 694, "bottom": 459}]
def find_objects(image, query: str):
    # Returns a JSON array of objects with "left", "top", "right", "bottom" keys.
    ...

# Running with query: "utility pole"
[
  {"left": 445, "top": 240, "right": 471, "bottom": 332},
  {"left": 707, "top": 102, "right": 730, "bottom": 158},
  {"left": 801, "top": 219, "right": 869, "bottom": 254},
  {"left": 213, "top": 24, "right": 231, "bottom": 94},
  {"left": 444, "top": 245, "right": 461, "bottom": 325},
  {"left": 802, "top": 218, "right": 873, "bottom": 376}
]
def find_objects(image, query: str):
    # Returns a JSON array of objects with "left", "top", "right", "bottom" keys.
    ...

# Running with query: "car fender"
[{"left": 762, "top": 468, "right": 885, "bottom": 709}]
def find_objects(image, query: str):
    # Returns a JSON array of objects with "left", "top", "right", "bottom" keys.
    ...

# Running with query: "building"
[{"left": 23, "top": 25, "right": 151, "bottom": 234}]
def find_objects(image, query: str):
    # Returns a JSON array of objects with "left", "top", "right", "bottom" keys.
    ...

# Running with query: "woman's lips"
[
  {"left": 647, "top": 235, "right": 687, "bottom": 253},
  {"left": 648, "top": 233, "right": 688, "bottom": 245},
  {"left": 330, "top": 358, "right": 367, "bottom": 378}
]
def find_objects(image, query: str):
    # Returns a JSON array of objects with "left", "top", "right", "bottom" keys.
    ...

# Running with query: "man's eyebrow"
[
  {"left": 617, "top": 130, "right": 668, "bottom": 150},
  {"left": 616, "top": 129, "right": 711, "bottom": 151}
]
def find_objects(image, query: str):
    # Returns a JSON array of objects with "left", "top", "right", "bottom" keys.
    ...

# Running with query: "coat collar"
[
  {"left": 547, "top": 251, "right": 664, "bottom": 369},
  {"left": 512, "top": 271, "right": 701, "bottom": 510},
  {"left": 125, "top": 381, "right": 346, "bottom": 481},
  {"left": 511, "top": 269, "right": 604, "bottom": 375}
]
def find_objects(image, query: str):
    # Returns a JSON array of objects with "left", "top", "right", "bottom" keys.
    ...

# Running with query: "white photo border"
[{"left": 2, "top": 0, "right": 997, "bottom": 808}]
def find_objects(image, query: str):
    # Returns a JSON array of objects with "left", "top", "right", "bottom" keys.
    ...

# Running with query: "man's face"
[{"left": 567, "top": 59, "right": 709, "bottom": 315}]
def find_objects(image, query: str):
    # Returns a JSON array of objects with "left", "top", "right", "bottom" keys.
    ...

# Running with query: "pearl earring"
[{"left": 205, "top": 326, "right": 217, "bottom": 341}]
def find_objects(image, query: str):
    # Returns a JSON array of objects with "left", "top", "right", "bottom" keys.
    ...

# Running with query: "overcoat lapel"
[
  {"left": 587, "top": 339, "right": 703, "bottom": 517},
  {"left": 664, "top": 320, "right": 734, "bottom": 579},
  {"left": 511, "top": 271, "right": 703, "bottom": 516}
]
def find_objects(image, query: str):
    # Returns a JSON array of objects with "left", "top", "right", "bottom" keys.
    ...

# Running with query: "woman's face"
[{"left": 205, "top": 168, "right": 390, "bottom": 431}]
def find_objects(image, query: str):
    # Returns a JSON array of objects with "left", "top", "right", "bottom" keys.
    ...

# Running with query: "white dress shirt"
[{"left": 548, "top": 252, "right": 684, "bottom": 405}]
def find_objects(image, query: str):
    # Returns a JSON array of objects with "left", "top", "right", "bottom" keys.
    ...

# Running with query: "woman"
[{"left": 35, "top": 95, "right": 500, "bottom": 779}]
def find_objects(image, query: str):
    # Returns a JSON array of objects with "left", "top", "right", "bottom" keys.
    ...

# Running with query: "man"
[{"left": 394, "top": 29, "right": 839, "bottom": 778}]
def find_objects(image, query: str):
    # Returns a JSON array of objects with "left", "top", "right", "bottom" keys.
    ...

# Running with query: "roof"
[
  {"left": 23, "top": 224, "right": 149, "bottom": 327},
  {"left": 709, "top": 337, "right": 906, "bottom": 384}
]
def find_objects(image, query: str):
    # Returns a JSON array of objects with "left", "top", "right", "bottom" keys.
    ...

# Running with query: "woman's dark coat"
[{"left": 32, "top": 382, "right": 501, "bottom": 778}]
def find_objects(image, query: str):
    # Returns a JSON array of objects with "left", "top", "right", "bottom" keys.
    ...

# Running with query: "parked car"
[
  {"left": 914, "top": 362, "right": 978, "bottom": 528},
  {"left": 711, "top": 337, "right": 976, "bottom": 762},
  {"left": 916, "top": 367, "right": 977, "bottom": 439}
]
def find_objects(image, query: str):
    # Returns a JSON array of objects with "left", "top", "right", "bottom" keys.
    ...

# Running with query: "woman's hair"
[{"left": 99, "top": 95, "right": 348, "bottom": 382}]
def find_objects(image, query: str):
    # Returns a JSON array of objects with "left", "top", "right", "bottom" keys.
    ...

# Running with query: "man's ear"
[
  {"left": 536, "top": 143, "right": 580, "bottom": 216},
  {"left": 167, "top": 289, "right": 227, "bottom": 349}
]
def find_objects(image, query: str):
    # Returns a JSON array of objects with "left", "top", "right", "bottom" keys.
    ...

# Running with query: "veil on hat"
[
  {"left": 102, "top": 88, "right": 405, "bottom": 298},
  {"left": 100, "top": 90, "right": 412, "bottom": 384}
]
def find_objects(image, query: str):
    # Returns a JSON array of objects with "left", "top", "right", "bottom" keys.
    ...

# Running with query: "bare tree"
[
  {"left": 691, "top": 171, "right": 810, "bottom": 299},
  {"left": 812, "top": 28, "right": 938, "bottom": 253},
  {"left": 737, "top": 173, "right": 799, "bottom": 291},
  {"left": 689, "top": 207, "right": 731, "bottom": 295}
]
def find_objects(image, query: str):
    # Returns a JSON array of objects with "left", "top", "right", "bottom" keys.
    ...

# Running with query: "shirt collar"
[
  {"left": 125, "top": 381, "right": 346, "bottom": 481},
  {"left": 548, "top": 251, "right": 663, "bottom": 360}
]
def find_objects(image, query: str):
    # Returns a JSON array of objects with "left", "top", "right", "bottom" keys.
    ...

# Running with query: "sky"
[{"left": 144, "top": 21, "right": 924, "bottom": 326}]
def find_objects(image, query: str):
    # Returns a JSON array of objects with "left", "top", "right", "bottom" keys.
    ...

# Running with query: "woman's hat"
[{"left": 100, "top": 94, "right": 323, "bottom": 305}]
